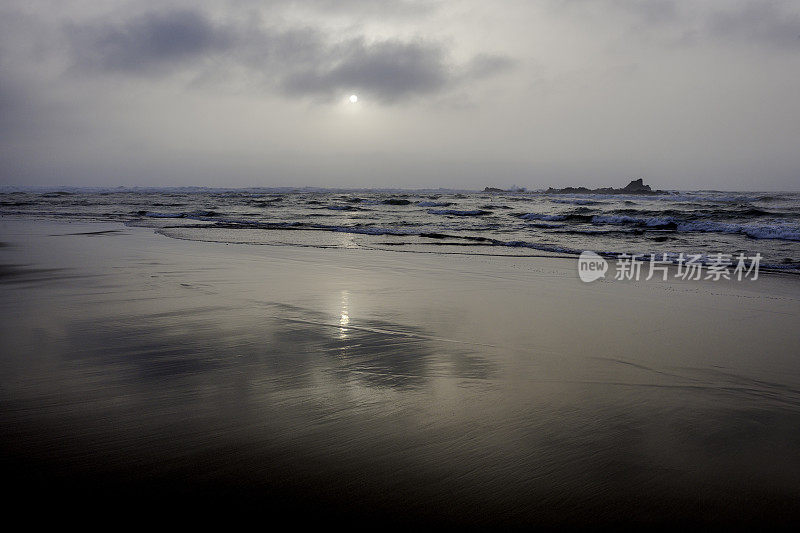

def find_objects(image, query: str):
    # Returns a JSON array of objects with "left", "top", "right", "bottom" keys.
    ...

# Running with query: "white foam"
[{"left": 676, "top": 221, "right": 800, "bottom": 241}]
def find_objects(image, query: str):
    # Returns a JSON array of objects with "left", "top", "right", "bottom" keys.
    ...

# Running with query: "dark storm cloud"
[
  {"left": 66, "top": 10, "right": 232, "bottom": 74},
  {"left": 281, "top": 38, "right": 450, "bottom": 102},
  {"left": 64, "top": 8, "right": 513, "bottom": 103}
]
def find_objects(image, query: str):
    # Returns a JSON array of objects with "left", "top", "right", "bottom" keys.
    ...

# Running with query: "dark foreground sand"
[{"left": 1, "top": 218, "right": 800, "bottom": 526}]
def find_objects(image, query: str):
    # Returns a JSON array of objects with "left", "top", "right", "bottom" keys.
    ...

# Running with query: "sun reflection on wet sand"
[{"left": 338, "top": 290, "right": 350, "bottom": 342}]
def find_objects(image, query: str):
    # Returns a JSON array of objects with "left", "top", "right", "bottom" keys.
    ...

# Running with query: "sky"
[{"left": 1, "top": 0, "right": 799, "bottom": 190}]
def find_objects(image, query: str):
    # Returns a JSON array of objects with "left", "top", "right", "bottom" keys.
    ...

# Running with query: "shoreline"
[{"left": 3, "top": 213, "right": 799, "bottom": 277}]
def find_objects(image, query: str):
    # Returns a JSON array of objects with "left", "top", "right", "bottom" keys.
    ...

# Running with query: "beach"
[{"left": 2, "top": 217, "right": 800, "bottom": 526}]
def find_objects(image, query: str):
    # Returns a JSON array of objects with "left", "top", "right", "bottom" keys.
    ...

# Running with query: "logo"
[
  {"left": 578, "top": 251, "right": 608, "bottom": 282},
  {"left": 576, "top": 251, "right": 761, "bottom": 282}
]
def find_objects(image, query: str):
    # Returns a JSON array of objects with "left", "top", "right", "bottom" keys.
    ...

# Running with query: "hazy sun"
[{"left": 349, "top": 94, "right": 358, "bottom": 103}]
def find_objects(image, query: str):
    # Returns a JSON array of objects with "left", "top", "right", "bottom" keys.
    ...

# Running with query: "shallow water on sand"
[{"left": 1, "top": 219, "right": 800, "bottom": 525}]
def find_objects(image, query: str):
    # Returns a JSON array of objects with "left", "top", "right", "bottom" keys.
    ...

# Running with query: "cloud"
[
  {"left": 553, "top": 0, "right": 679, "bottom": 24},
  {"left": 277, "top": 0, "right": 440, "bottom": 17},
  {"left": 280, "top": 38, "right": 451, "bottom": 102},
  {"left": 550, "top": 0, "right": 800, "bottom": 49},
  {"left": 705, "top": 1, "right": 800, "bottom": 49},
  {"left": 462, "top": 54, "right": 517, "bottom": 80},
  {"left": 64, "top": 7, "right": 514, "bottom": 103},
  {"left": 66, "top": 10, "right": 231, "bottom": 74}
]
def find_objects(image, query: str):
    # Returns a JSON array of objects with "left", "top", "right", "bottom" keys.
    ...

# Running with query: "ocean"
[{"left": 2, "top": 187, "right": 799, "bottom": 272}]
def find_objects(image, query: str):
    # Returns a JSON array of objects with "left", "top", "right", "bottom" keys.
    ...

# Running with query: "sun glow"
[{"left": 349, "top": 94, "right": 358, "bottom": 103}]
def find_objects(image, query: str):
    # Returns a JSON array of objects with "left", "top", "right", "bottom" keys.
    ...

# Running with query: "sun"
[{"left": 349, "top": 94, "right": 358, "bottom": 104}]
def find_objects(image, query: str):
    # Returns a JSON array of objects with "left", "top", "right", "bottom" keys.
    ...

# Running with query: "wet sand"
[{"left": 2, "top": 218, "right": 800, "bottom": 526}]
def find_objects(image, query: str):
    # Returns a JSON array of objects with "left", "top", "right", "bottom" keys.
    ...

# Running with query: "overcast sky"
[{"left": 1, "top": 0, "right": 798, "bottom": 190}]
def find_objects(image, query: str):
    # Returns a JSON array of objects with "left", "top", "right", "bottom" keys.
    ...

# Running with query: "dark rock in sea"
[
  {"left": 484, "top": 186, "right": 527, "bottom": 193},
  {"left": 383, "top": 199, "right": 412, "bottom": 205},
  {"left": 546, "top": 179, "right": 665, "bottom": 195},
  {"left": 621, "top": 178, "right": 651, "bottom": 193}
]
